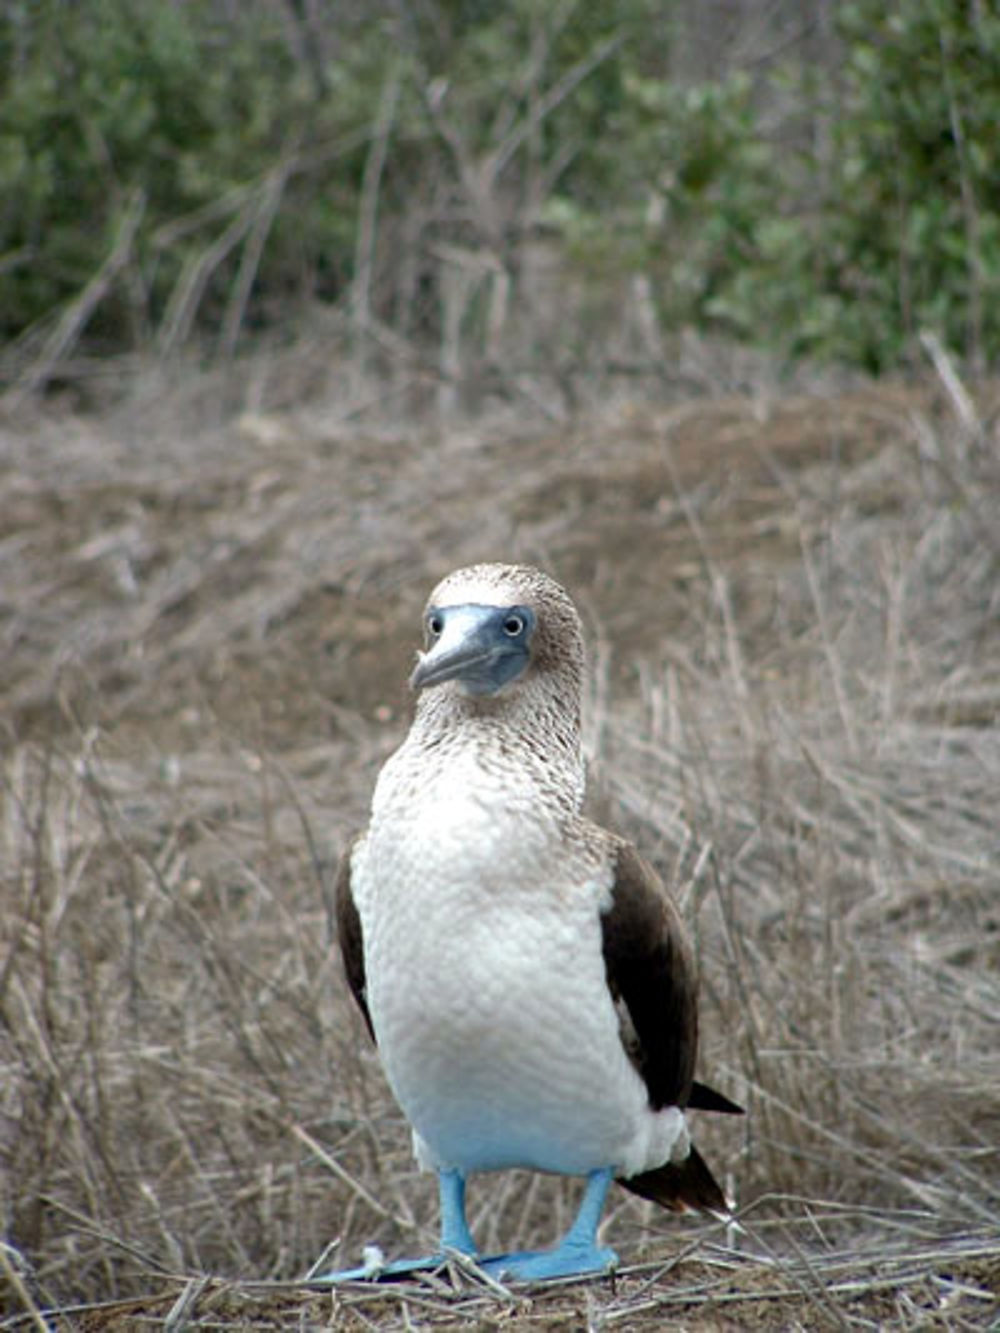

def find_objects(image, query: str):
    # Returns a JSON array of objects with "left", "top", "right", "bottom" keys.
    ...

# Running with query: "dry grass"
[{"left": 1, "top": 361, "right": 998, "bottom": 1329}]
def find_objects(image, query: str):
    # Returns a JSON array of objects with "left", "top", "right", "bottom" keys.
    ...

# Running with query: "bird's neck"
[
  {"left": 416, "top": 682, "right": 580, "bottom": 753},
  {"left": 399, "top": 685, "right": 585, "bottom": 816}
]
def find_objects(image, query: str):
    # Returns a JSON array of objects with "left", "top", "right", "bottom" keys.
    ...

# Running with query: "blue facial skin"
[{"left": 409, "top": 603, "right": 536, "bottom": 696}]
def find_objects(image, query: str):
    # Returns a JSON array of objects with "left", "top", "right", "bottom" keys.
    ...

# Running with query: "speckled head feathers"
[
  {"left": 422, "top": 563, "right": 584, "bottom": 684},
  {"left": 404, "top": 561, "right": 587, "bottom": 805}
]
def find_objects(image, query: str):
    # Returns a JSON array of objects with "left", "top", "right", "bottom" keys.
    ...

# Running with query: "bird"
[{"left": 327, "top": 562, "right": 742, "bottom": 1283}]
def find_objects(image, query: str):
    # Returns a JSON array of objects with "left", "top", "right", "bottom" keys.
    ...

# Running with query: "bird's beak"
[{"left": 409, "top": 604, "right": 531, "bottom": 696}]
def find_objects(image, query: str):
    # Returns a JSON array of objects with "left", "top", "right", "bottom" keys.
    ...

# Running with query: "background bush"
[{"left": 1, "top": 0, "right": 997, "bottom": 381}]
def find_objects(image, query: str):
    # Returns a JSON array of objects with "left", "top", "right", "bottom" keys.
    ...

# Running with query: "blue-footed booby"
[{"left": 328, "top": 563, "right": 741, "bottom": 1283}]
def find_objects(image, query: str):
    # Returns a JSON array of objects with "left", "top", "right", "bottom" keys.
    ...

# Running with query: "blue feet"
[
  {"left": 479, "top": 1240, "right": 618, "bottom": 1282},
  {"left": 311, "top": 1169, "right": 476, "bottom": 1283},
  {"left": 312, "top": 1165, "right": 618, "bottom": 1285},
  {"left": 314, "top": 1250, "right": 445, "bottom": 1282},
  {"left": 479, "top": 1167, "right": 617, "bottom": 1282}
]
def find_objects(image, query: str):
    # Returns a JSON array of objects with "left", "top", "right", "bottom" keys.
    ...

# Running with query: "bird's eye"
[
  {"left": 502, "top": 614, "right": 525, "bottom": 636},
  {"left": 427, "top": 613, "right": 444, "bottom": 637}
]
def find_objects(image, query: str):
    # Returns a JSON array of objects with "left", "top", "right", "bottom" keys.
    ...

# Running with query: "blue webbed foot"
[
  {"left": 311, "top": 1165, "right": 619, "bottom": 1286},
  {"left": 310, "top": 1168, "right": 477, "bottom": 1283},
  {"left": 479, "top": 1241, "right": 618, "bottom": 1282},
  {"left": 479, "top": 1164, "right": 618, "bottom": 1284},
  {"left": 313, "top": 1248, "right": 447, "bottom": 1283}
]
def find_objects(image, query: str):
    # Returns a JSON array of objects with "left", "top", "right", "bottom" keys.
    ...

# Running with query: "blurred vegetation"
[{"left": 1, "top": 0, "right": 997, "bottom": 385}]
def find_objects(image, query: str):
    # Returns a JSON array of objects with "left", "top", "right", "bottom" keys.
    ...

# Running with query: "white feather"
[{"left": 352, "top": 736, "right": 688, "bottom": 1179}]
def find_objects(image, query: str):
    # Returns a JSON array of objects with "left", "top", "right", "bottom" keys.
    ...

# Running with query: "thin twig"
[
  {"left": 352, "top": 69, "right": 401, "bottom": 369},
  {"left": 0, "top": 1245, "right": 52, "bottom": 1333},
  {"left": 219, "top": 155, "right": 296, "bottom": 361},
  {"left": 290, "top": 1123, "right": 420, "bottom": 1235},
  {"left": 8, "top": 189, "right": 145, "bottom": 403}
]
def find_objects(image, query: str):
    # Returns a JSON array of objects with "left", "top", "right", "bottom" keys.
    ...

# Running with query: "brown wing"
[
  {"left": 600, "top": 840, "right": 741, "bottom": 1215},
  {"left": 600, "top": 840, "right": 699, "bottom": 1111},
  {"left": 334, "top": 835, "right": 375, "bottom": 1042}
]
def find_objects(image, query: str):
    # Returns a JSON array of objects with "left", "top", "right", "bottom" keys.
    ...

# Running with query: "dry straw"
[{"left": 1, "top": 358, "right": 998, "bottom": 1328}]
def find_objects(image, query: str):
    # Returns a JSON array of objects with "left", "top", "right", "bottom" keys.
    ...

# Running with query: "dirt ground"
[
  {"left": 1, "top": 367, "right": 999, "bottom": 1329},
  {"left": 54, "top": 1245, "right": 1000, "bottom": 1331}
]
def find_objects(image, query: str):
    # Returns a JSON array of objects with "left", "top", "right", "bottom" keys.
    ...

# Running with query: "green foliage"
[
  {"left": 1, "top": 0, "right": 997, "bottom": 374},
  {"left": 693, "top": 0, "right": 1000, "bottom": 370},
  {"left": 825, "top": 0, "right": 1000, "bottom": 368},
  {"left": 0, "top": 0, "right": 382, "bottom": 347}
]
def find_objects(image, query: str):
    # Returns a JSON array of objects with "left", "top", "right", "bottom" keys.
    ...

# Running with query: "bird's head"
[{"left": 410, "top": 563, "right": 584, "bottom": 708}]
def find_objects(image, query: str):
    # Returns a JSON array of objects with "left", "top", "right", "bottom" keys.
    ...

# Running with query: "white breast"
[{"left": 352, "top": 743, "right": 687, "bottom": 1178}]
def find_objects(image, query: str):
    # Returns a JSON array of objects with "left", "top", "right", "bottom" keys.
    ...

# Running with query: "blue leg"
[
  {"left": 438, "top": 1168, "right": 477, "bottom": 1255},
  {"left": 311, "top": 1169, "right": 476, "bottom": 1282},
  {"left": 479, "top": 1167, "right": 618, "bottom": 1282}
]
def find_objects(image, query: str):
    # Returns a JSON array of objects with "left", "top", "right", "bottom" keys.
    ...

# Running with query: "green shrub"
[
  {"left": 696, "top": 1, "right": 1000, "bottom": 370},
  {"left": 0, "top": 0, "right": 379, "bottom": 349},
  {"left": 1, "top": 0, "right": 997, "bottom": 375}
]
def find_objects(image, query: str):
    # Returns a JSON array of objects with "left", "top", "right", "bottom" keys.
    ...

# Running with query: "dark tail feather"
[
  {"left": 618, "top": 1143, "right": 730, "bottom": 1215},
  {"left": 687, "top": 1080, "right": 744, "bottom": 1115}
]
